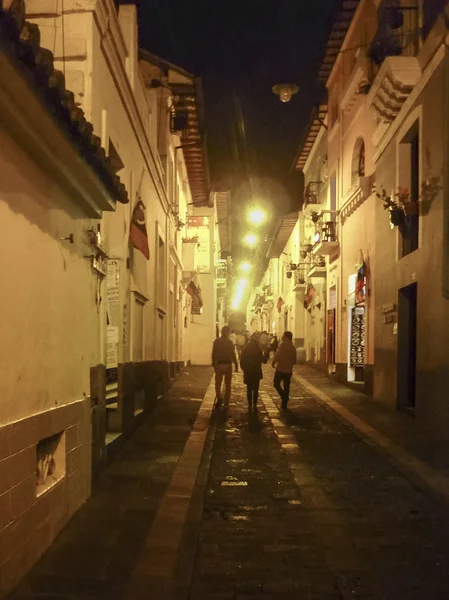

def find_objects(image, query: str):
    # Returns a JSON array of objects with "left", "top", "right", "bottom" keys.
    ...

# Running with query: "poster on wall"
[
  {"left": 186, "top": 216, "right": 210, "bottom": 273},
  {"left": 106, "top": 259, "right": 120, "bottom": 370}
]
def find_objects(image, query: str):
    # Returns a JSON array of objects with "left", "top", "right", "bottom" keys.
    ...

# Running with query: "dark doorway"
[
  {"left": 400, "top": 123, "right": 419, "bottom": 258},
  {"left": 397, "top": 283, "right": 417, "bottom": 410},
  {"left": 327, "top": 309, "right": 336, "bottom": 364}
]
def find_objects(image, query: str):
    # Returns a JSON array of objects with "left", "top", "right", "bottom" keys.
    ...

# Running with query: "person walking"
[
  {"left": 212, "top": 325, "right": 238, "bottom": 403},
  {"left": 259, "top": 331, "right": 270, "bottom": 353},
  {"left": 272, "top": 331, "right": 296, "bottom": 409},
  {"left": 240, "top": 333, "right": 269, "bottom": 410},
  {"left": 236, "top": 331, "right": 246, "bottom": 360},
  {"left": 270, "top": 334, "right": 279, "bottom": 354}
]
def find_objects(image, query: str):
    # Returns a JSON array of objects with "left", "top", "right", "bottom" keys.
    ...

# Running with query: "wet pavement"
[
  {"left": 9, "top": 364, "right": 449, "bottom": 599},
  {"left": 190, "top": 368, "right": 449, "bottom": 599}
]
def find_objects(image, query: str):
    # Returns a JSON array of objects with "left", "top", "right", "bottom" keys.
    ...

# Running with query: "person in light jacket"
[
  {"left": 240, "top": 333, "right": 269, "bottom": 409},
  {"left": 272, "top": 331, "right": 296, "bottom": 409}
]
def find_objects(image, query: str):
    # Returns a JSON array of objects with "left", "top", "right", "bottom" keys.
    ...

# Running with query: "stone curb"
[{"left": 126, "top": 374, "right": 217, "bottom": 600}]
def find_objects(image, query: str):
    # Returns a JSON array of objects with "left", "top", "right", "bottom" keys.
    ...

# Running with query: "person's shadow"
[{"left": 247, "top": 408, "right": 265, "bottom": 434}]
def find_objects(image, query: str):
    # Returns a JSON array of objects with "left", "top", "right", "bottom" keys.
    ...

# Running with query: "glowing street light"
[
  {"left": 239, "top": 262, "right": 252, "bottom": 272},
  {"left": 231, "top": 297, "right": 241, "bottom": 310},
  {"left": 272, "top": 83, "right": 299, "bottom": 103},
  {"left": 248, "top": 208, "right": 266, "bottom": 226},
  {"left": 243, "top": 233, "right": 257, "bottom": 247},
  {"left": 231, "top": 278, "right": 248, "bottom": 310}
]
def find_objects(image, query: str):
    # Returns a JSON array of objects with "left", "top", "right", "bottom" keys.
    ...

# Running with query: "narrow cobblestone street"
[
  {"left": 191, "top": 369, "right": 449, "bottom": 599},
  {"left": 10, "top": 365, "right": 449, "bottom": 600}
]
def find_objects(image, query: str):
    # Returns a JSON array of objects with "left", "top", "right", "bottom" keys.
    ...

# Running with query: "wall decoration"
[{"left": 350, "top": 307, "right": 365, "bottom": 366}]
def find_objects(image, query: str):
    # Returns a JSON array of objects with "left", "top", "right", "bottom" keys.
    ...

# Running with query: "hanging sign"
[
  {"left": 186, "top": 216, "right": 211, "bottom": 273},
  {"left": 106, "top": 259, "right": 120, "bottom": 368}
]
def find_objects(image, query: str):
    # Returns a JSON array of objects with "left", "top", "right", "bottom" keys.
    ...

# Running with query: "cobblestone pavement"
[
  {"left": 189, "top": 367, "right": 449, "bottom": 600},
  {"left": 9, "top": 365, "right": 449, "bottom": 600}
]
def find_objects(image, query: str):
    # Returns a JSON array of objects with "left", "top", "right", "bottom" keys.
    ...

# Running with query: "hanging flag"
[
  {"left": 355, "top": 258, "right": 367, "bottom": 304},
  {"left": 276, "top": 297, "right": 285, "bottom": 313},
  {"left": 129, "top": 199, "right": 150, "bottom": 259},
  {"left": 186, "top": 274, "right": 203, "bottom": 314},
  {"left": 303, "top": 284, "right": 316, "bottom": 309}
]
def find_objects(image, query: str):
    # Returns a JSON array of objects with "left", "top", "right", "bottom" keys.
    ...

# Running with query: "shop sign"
[
  {"left": 382, "top": 302, "right": 397, "bottom": 325},
  {"left": 186, "top": 216, "right": 211, "bottom": 273},
  {"left": 382, "top": 303, "right": 397, "bottom": 314},
  {"left": 106, "top": 259, "right": 120, "bottom": 368}
]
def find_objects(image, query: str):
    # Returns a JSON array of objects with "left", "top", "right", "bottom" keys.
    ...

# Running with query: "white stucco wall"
[{"left": 0, "top": 132, "right": 101, "bottom": 425}]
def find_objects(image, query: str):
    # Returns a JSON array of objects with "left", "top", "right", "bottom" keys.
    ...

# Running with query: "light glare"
[
  {"left": 231, "top": 278, "right": 248, "bottom": 310},
  {"left": 248, "top": 208, "right": 266, "bottom": 225},
  {"left": 239, "top": 262, "right": 252, "bottom": 272},
  {"left": 243, "top": 234, "right": 257, "bottom": 247}
]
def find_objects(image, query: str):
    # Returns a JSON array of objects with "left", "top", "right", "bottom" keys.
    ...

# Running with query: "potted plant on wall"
[
  {"left": 375, "top": 186, "right": 405, "bottom": 227},
  {"left": 302, "top": 237, "right": 313, "bottom": 253},
  {"left": 396, "top": 187, "right": 419, "bottom": 216}
]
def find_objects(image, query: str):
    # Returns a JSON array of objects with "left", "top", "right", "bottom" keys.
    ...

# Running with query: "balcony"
[
  {"left": 308, "top": 257, "right": 326, "bottom": 279},
  {"left": 340, "top": 52, "right": 372, "bottom": 114},
  {"left": 216, "top": 261, "right": 227, "bottom": 288},
  {"left": 263, "top": 284, "right": 274, "bottom": 299},
  {"left": 368, "top": 2, "right": 419, "bottom": 65},
  {"left": 367, "top": 2, "right": 421, "bottom": 124},
  {"left": 303, "top": 182, "right": 323, "bottom": 216},
  {"left": 312, "top": 221, "right": 339, "bottom": 256},
  {"left": 293, "top": 269, "right": 307, "bottom": 291},
  {"left": 252, "top": 293, "right": 265, "bottom": 313}
]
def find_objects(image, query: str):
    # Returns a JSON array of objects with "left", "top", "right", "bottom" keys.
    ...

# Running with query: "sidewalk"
[
  {"left": 293, "top": 365, "right": 449, "bottom": 499},
  {"left": 9, "top": 366, "right": 213, "bottom": 600}
]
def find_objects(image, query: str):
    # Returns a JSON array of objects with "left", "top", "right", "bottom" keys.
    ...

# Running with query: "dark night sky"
[{"left": 132, "top": 0, "right": 339, "bottom": 185}]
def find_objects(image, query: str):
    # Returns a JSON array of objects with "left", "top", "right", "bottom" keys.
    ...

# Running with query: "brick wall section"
[{"left": 0, "top": 399, "right": 91, "bottom": 597}]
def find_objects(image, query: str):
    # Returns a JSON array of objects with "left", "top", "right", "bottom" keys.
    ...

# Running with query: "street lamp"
[
  {"left": 248, "top": 208, "right": 266, "bottom": 226},
  {"left": 243, "top": 233, "right": 257, "bottom": 247},
  {"left": 239, "top": 262, "right": 252, "bottom": 272},
  {"left": 272, "top": 83, "right": 299, "bottom": 103}
]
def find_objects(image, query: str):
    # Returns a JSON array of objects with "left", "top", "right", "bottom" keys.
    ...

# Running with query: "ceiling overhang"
[
  {"left": 139, "top": 50, "right": 211, "bottom": 208},
  {"left": 269, "top": 211, "right": 298, "bottom": 258},
  {"left": 318, "top": 0, "right": 360, "bottom": 85},
  {"left": 214, "top": 190, "right": 231, "bottom": 253},
  {"left": 292, "top": 0, "right": 359, "bottom": 175},
  {"left": 294, "top": 103, "right": 328, "bottom": 172}
]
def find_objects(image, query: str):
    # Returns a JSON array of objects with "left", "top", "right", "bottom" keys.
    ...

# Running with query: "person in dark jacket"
[
  {"left": 212, "top": 325, "right": 238, "bottom": 403},
  {"left": 240, "top": 333, "right": 269, "bottom": 409},
  {"left": 270, "top": 335, "right": 279, "bottom": 354}
]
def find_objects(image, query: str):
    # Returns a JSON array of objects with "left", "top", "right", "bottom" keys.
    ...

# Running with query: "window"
[
  {"left": 351, "top": 137, "right": 365, "bottom": 185},
  {"left": 358, "top": 143, "right": 365, "bottom": 177},
  {"left": 398, "top": 121, "right": 419, "bottom": 258}
]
